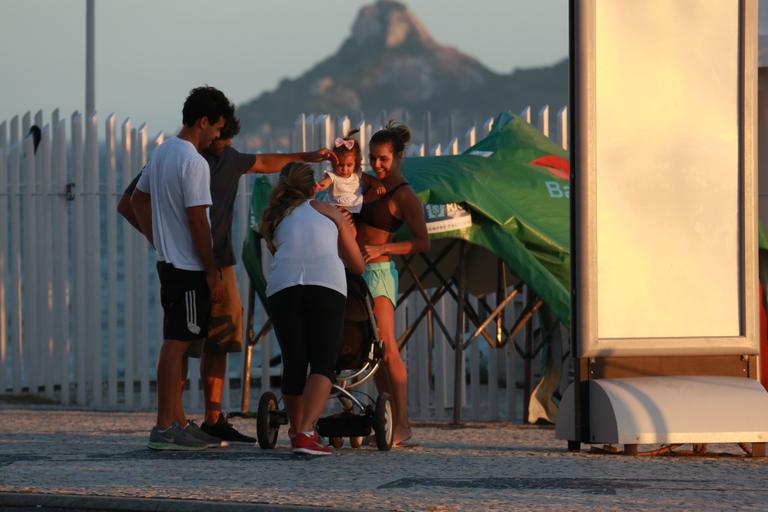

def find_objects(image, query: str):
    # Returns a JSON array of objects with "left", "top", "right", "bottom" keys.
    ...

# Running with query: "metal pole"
[
  {"left": 523, "top": 287, "right": 534, "bottom": 424},
  {"left": 240, "top": 284, "right": 256, "bottom": 413},
  {"left": 496, "top": 258, "right": 507, "bottom": 346},
  {"left": 452, "top": 241, "right": 466, "bottom": 425},
  {"left": 85, "top": 0, "right": 95, "bottom": 116}
]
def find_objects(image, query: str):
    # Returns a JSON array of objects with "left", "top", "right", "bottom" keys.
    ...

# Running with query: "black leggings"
[{"left": 267, "top": 285, "right": 346, "bottom": 395}]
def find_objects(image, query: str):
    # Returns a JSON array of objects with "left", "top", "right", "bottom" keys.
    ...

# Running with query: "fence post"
[
  {"left": 22, "top": 112, "right": 31, "bottom": 136},
  {"left": 316, "top": 114, "right": 333, "bottom": 178},
  {"left": 39, "top": 124, "right": 54, "bottom": 398},
  {"left": 34, "top": 110, "right": 43, "bottom": 131},
  {"left": 305, "top": 114, "right": 315, "bottom": 152},
  {"left": 22, "top": 134, "right": 38, "bottom": 392},
  {"left": 423, "top": 111, "right": 432, "bottom": 153},
  {"left": 85, "top": 112, "right": 101, "bottom": 406},
  {"left": 316, "top": 114, "right": 333, "bottom": 148},
  {"left": 71, "top": 112, "right": 87, "bottom": 405},
  {"left": 447, "top": 138, "right": 459, "bottom": 156},
  {"left": 136, "top": 124, "right": 150, "bottom": 409},
  {"left": 488, "top": 299, "right": 499, "bottom": 421},
  {"left": 482, "top": 117, "right": 494, "bottom": 136},
  {"left": 465, "top": 126, "right": 476, "bottom": 150},
  {"left": 105, "top": 114, "right": 118, "bottom": 406},
  {"left": 378, "top": 110, "right": 388, "bottom": 130},
  {"left": 10, "top": 116, "right": 19, "bottom": 147},
  {"left": 469, "top": 297, "right": 480, "bottom": 419},
  {"left": 0, "top": 121, "right": 6, "bottom": 149},
  {"left": 9, "top": 144, "right": 22, "bottom": 394},
  {"left": 0, "top": 148, "right": 6, "bottom": 393},
  {"left": 431, "top": 143, "right": 442, "bottom": 156},
  {"left": 520, "top": 106, "right": 532, "bottom": 124},
  {"left": 452, "top": 242, "right": 467, "bottom": 424},
  {"left": 120, "top": 118, "right": 134, "bottom": 407},
  {"left": 537, "top": 105, "right": 550, "bottom": 138},
  {"left": 51, "top": 110, "right": 59, "bottom": 132},
  {"left": 294, "top": 114, "right": 307, "bottom": 152},
  {"left": 336, "top": 116, "right": 350, "bottom": 139},
  {"left": 53, "top": 119, "right": 70, "bottom": 405},
  {"left": 556, "top": 106, "right": 568, "bottom": 151}
]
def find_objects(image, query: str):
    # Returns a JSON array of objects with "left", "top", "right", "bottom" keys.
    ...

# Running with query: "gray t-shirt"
[
  {"left": 206, "top": 147, "right": 257, "bottom": 267},
  {"left": 124, "top": 146, "right": 256, "bottom": 268}
]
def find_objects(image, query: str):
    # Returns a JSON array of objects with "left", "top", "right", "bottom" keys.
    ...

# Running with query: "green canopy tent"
[{"left": 239, "top": 112, "right": 572, "bottom": 423}]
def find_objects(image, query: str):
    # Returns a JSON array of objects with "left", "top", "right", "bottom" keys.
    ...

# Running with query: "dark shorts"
[{"left": 157, "top": 262, "right": 211, "bottom": 354}]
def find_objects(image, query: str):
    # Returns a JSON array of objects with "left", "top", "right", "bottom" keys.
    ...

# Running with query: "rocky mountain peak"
[{"left": 350, "top": 0, "right": 434, "bottom": 49}]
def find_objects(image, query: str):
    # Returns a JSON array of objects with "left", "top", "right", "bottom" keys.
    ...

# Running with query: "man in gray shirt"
[{"left": 119, "top": 115, "right": 336, "bottom": 444}]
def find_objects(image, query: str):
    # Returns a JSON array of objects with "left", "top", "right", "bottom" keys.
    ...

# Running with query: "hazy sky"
[{"left": 0, "top": 0, "right": 568, "bottom": 133}]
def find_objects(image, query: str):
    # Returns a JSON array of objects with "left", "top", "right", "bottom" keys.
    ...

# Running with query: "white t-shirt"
[
  {"left": 136, "top": 137, "right": 212, "bottom": 271},
  {"left": 322, "top": 170, "right": 364, "bottom": 213}
]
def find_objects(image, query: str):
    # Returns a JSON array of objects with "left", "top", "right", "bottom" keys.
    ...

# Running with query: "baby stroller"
[{"left": 254, "top": 271, "right": 395, "bottom": 451}]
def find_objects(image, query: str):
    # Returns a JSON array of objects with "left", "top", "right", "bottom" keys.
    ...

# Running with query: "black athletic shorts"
[{"left": 157, "top": 262, "right": 211, "bottom": 349}]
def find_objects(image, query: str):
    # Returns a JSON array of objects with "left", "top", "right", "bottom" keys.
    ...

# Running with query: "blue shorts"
[{"left": 363, "top": 261, "right": 398, "bottom": 307}]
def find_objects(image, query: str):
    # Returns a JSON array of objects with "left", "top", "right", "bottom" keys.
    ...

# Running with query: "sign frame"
[{"left": 571, "top": 0, "right": 759, "bottom": 358}]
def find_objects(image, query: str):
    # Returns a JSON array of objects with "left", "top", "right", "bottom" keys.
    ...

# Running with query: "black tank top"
[{"left": 358, "top": 182, "right": 410, "bottom": 233}]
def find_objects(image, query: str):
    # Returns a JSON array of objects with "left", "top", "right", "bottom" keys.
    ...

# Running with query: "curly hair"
[
  {"left": 219, "top": 115, "right": 241, "bottom": 140},
  {"left": 332, "top": 128, "right": 362, "bottom": 170},
  {"left": 259, "top": 163, "right": 316, "bottom": 247},
  {"left": 182, "top": 85, "right": 234, "bottom": 127}
]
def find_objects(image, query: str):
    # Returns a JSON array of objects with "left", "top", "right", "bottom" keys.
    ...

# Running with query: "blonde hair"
[{"left": 260, "top": 163, "right": 316, "bottom": 246}]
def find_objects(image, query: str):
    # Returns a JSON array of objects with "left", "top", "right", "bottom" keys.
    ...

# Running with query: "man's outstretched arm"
[{"left": 247, "top": 148, "right": 338, "bottom": 174}]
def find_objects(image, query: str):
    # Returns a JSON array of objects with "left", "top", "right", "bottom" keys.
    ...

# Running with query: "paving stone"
[{"left": 0, "top": 408, "right": 766, "bottom": 511}]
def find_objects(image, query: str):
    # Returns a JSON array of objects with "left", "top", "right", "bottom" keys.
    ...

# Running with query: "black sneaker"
[{"left": 201, "top": 415, "right": 256, "bottom": 444}]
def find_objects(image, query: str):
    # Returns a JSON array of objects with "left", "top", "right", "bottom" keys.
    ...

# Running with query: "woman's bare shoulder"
[{"left": 392, "top": 182, "right": 419, "bottom": 205}]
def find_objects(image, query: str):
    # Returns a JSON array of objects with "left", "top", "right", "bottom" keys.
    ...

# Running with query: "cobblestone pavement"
[{"left": 1, "top": 407, "right": 767, "bottom": 511}]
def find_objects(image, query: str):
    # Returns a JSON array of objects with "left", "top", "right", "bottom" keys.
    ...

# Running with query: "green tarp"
[
  {"left": 401, "top": 112, "right": 570, "bottom": 323},
  {"left": 243, "top": 111, "right": 572, "bottom": 324}
]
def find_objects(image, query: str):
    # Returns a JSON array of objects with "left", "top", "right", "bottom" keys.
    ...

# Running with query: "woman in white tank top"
[{"left": 260, "top": 163, "right": 364, "bottom": 455}]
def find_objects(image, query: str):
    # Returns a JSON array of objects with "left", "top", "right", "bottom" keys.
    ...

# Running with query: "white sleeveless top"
[
  {"left": 322, "top": 170, "right": 364, "bottom": 213},
  {"left": 265, "top": 200, "right": 346, "bottom": 298}
]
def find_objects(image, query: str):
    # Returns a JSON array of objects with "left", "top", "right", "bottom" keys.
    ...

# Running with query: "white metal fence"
[{"left": 0, "top": 105, "right": 569, "bottom": 423}]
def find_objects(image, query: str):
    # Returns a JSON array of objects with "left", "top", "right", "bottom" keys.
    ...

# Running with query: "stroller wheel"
[
  {"left": 349, "top": 436, "right": 363, "bottom": 449},
  {"left": 373, "top": 392, "right": 394, "bottom": 451},
  {"left": 330, "top": 436, "right": 344, "bottom": 449},
  {"left": 256, "top": 391, "right": 280, "bottom": 449}
]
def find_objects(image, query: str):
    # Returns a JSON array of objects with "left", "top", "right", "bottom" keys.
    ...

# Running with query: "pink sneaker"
[{"left": 291, "top": 431, "right": 333, "bottom": 456}]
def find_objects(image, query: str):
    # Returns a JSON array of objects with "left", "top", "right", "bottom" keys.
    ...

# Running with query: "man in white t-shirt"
[{"left": 131, "top": 86, "right": 233, "bottom": 451}]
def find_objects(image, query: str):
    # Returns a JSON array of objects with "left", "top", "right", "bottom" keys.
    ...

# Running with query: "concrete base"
[{"left": 555, "top": 376, "right": 768, "bottom": 445}]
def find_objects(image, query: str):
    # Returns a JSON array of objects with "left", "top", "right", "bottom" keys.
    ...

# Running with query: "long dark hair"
[
  {"left": 259, "top": 163, "right": 315, "bottom": 246},
  {"left": 370, "top": 120, "right": 411, "bottom": 156}
]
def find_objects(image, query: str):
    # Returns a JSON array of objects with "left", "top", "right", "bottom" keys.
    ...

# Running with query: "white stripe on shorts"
[{"left": 185, "top": 290, "right": 200, "bottom": 335}]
